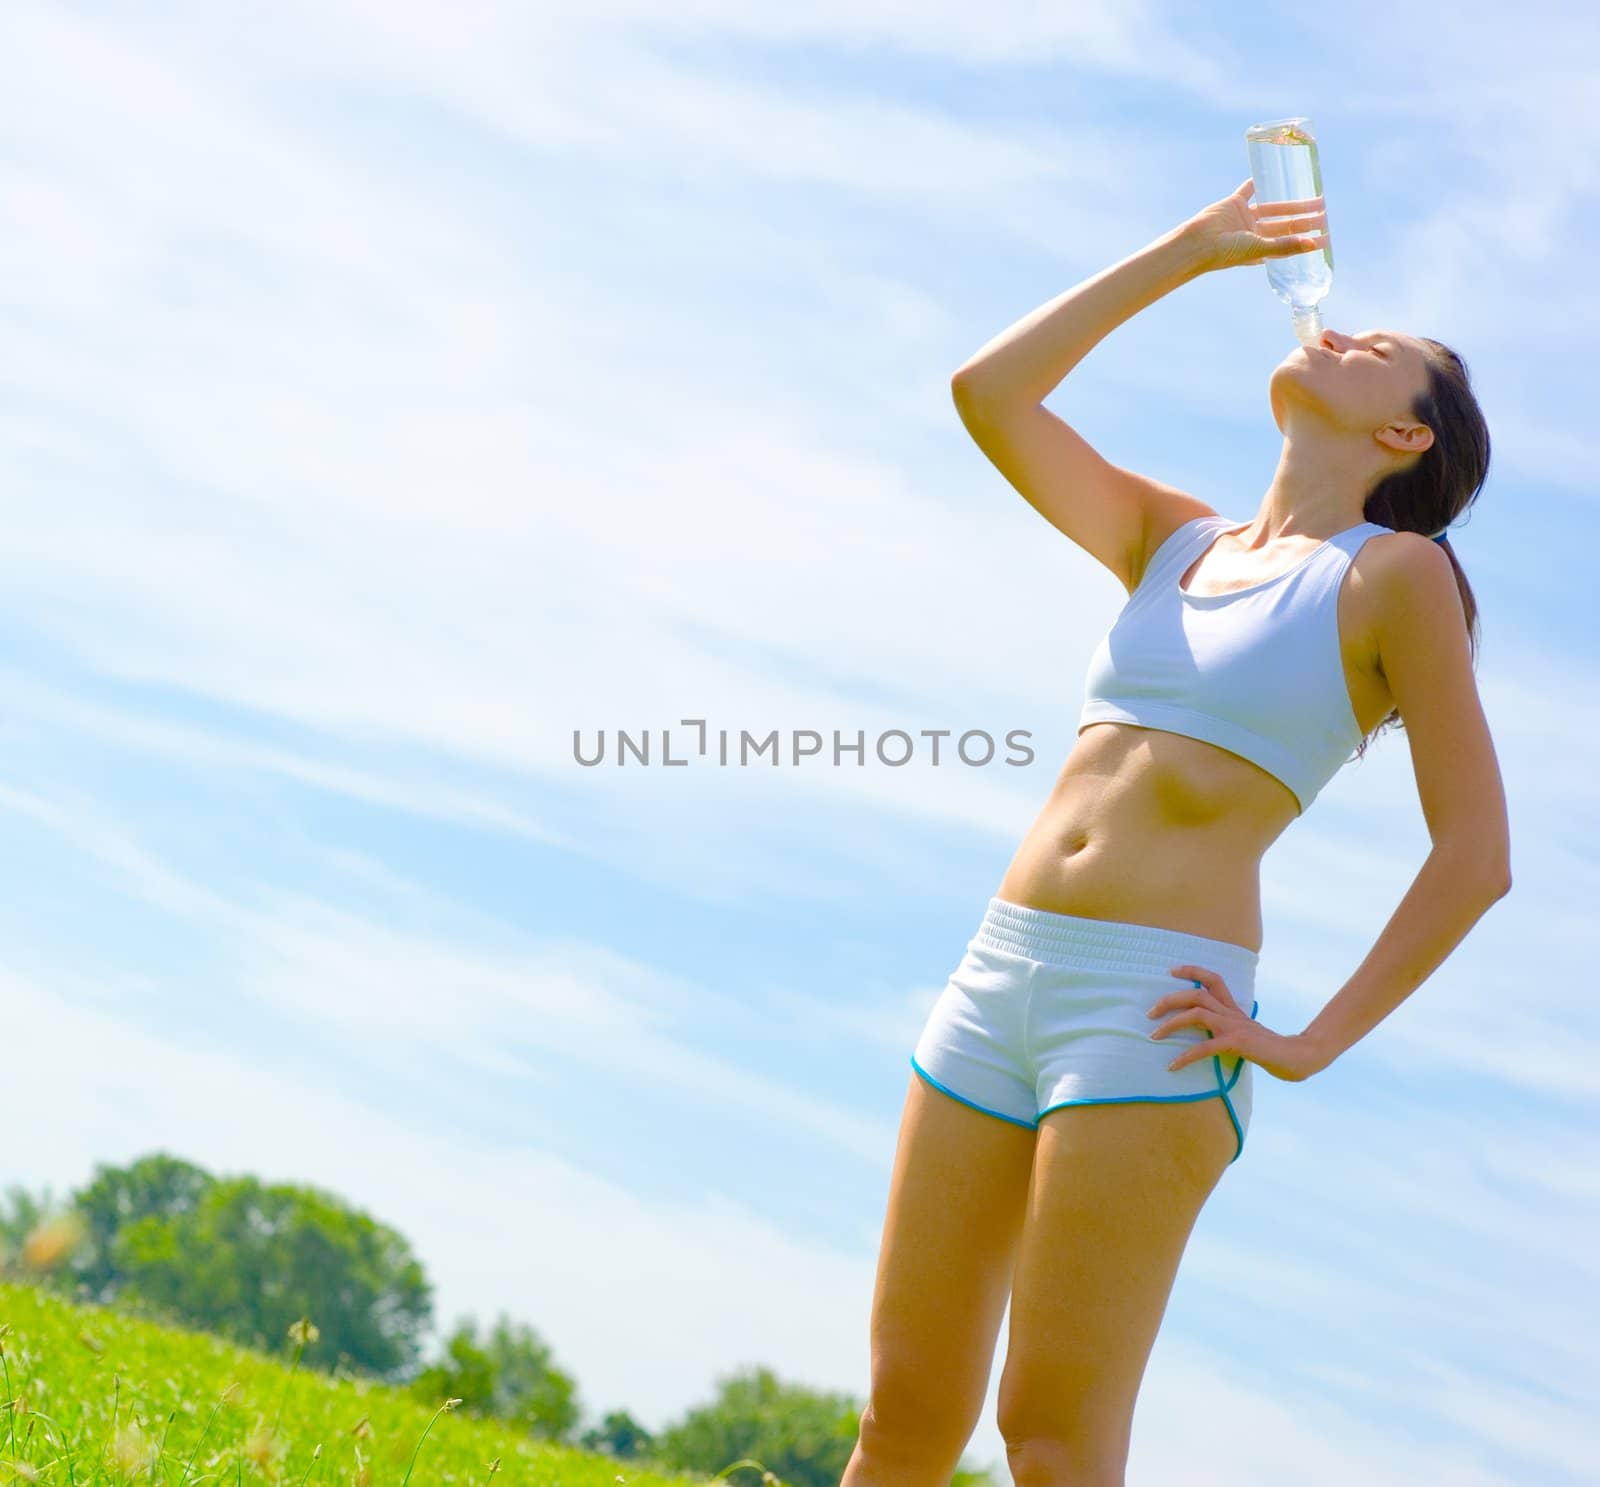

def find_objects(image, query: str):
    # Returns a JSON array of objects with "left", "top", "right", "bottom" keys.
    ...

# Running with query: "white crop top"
[{"left": 1078, "top": 514, "right": 1395, "bottom": 815}]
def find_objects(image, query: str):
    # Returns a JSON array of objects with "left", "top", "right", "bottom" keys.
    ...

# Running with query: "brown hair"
[{"left": 1354, "top": 339, "right": 1490, "bottom": 758}]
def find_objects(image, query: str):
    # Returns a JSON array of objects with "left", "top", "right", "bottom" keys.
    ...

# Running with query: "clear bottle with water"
[{"left": 1245, "top": 116, "right": 1333, "bottom": 344}]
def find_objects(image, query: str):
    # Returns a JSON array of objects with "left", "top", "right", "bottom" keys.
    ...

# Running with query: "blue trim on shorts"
[
  {"left": 909, "top": 996, "right": 1263, "bottom": 1165},
  {"left": 1033, "top": 996, "right": 1262, "bottom": 1165},
  {"left": 909, "top": 1053, "right": 1037, "bottom": 1131}
]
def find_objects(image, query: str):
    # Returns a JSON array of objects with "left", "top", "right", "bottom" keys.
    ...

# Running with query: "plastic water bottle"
[{"left": 1245, "top": 116, "right": 1333, "bottom": 344}]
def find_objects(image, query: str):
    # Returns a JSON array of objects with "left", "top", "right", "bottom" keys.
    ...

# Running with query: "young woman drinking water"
[{"left": 840, "top": 178, "right": 1511, "bottom": 1487}]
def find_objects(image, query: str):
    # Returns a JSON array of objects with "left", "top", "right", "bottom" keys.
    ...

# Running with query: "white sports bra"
[{"left": 1078, "top": 514, "right": 1394, "bottom": 815}]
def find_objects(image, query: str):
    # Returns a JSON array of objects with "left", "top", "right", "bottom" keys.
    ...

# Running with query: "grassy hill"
[{"left": 0, "top": 1280, "right": 719, "bottom": 1487}]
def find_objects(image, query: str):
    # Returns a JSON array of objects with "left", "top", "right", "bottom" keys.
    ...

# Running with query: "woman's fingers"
[
  {"left": 1254, "top": 194, "right": 1324, "bottom": 217},
  {"left": 1254, "top": 210, "right": 1326, "bottom": 236},
  {"left": 1168, "top": 963, "right": 1238, "bottom": 1009},
  {"left": 1265, "top": 233, "right": 1329, "bottom": 256}
]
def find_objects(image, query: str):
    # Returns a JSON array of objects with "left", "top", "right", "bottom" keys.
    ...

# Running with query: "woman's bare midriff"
[{"left": 994, "top": 721, "right": 1306, "bottom": 954}]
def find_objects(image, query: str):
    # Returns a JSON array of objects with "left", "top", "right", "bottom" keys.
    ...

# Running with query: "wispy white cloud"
[
  {"left": 0, "top": 666, "right": 570, "bottom": 845},
  {"left": 0, "top": 779, "right": 895, "bottom": 1161}
]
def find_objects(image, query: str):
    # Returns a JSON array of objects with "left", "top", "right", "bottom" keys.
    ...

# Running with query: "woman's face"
[{"left": 1270, "top": 327, "right": 1436, "bottom": 445}]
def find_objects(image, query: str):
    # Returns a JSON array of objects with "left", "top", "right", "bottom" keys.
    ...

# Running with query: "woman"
[{"left": 840, "top": 179, "right": 1513, "bottom": 1487}]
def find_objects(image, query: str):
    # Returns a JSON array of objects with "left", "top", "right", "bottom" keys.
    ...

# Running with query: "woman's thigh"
[
  {"left": 995, "top": 1098, "right": 1236, "bottom": 1481},
  {"left": 860, "top": 1071, "right": 1038, "bottom": 1458}
]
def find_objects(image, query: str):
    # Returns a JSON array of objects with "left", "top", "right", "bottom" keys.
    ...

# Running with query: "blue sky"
[{"left": 2, "top": 2, "right": 1596, "bottom": 1482}]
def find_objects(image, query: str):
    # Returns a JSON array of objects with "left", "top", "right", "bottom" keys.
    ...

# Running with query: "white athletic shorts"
[{"left": 911, "top": 896, "right": 1263, "bottom": 1163}]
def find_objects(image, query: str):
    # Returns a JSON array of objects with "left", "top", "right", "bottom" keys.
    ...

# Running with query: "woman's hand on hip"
[
  {"left": 1178, "top": 177, "right": 1330, "bottom": 275},
  {"left": 1147, "top": 962, "right": 1326, "bottom": 1083}
]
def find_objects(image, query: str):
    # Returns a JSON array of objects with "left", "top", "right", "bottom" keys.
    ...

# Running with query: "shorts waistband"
[{"left": 972, "top": 896, "right": 1261, "bottom": 980}]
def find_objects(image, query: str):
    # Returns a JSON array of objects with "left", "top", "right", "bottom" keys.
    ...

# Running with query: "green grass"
[{"left": 0, "top": 1281, "right": 721, "bottom": 1487}]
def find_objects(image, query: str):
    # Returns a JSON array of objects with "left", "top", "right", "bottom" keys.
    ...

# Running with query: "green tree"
[
  {"left": 578, "top": 1407, "right": 656, "bottom": 1459},
  {"left": 652, "top": 1364, "right": 865, "bottom": 1487},
  {"left": 64, "top": 1153, "right": 213, "bottom": 1302},
  {"left": 408, "top": 1313, "right": 580, "bottom": 1441},
  {"left": 655, "top": 1365, "right": 998, "bottom": 1487},
  {"left": 109, "top": 1172, "right": 432, "bottom": 1378}
]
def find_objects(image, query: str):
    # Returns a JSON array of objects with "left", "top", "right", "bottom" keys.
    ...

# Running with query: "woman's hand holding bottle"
[{"left": 1180, "top": 177, "right": 1329, "bottom": 275}]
